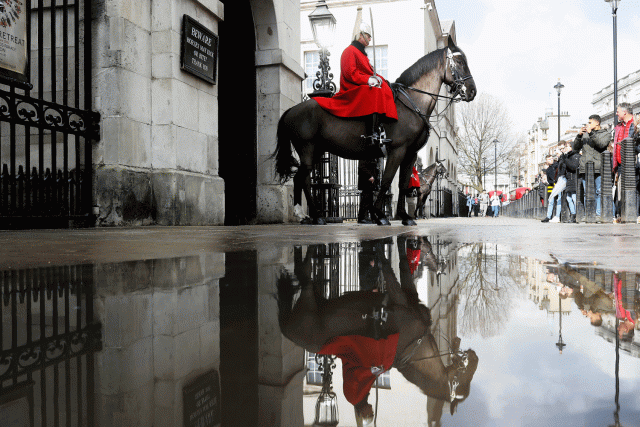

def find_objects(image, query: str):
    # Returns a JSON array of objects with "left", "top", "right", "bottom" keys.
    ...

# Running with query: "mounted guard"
[
  {"left": 274, "top": 18, "right": 476, "bottom": 225},
  {"left": 314, "top": 8, "right": 397, "bottom": 157}
]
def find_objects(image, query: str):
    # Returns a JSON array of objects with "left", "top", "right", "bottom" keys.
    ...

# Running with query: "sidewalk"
[{"left": 1, "top": 217, "right": 639, "bottom": 272}]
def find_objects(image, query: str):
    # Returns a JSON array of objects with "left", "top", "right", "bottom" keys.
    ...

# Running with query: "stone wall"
[{"left": 93, "top": 0, "right": 225, "bottom": 226}]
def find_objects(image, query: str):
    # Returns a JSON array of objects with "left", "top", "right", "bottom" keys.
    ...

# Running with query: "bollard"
[
  {"left": 622, "top": 137, "right": 637, "bottom": 223},
  {"left": 585, "top": 161, "right": 596, "bottom": 223},
  {"left": 540, "top": 185, "right": 548, "bottom": 220},
  {"left": 601, "top": 151, "right": 613, "bottom": 222},
  {"left": 561, "top": 187, "right": 570, "bottom": 222},
  {"left": 576, "top": 171, "right": 585, "bottom": 223}
]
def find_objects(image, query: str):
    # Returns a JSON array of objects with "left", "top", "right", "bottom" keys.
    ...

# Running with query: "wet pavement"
[{"left": 0, "top": 218, "right": 639, "bottom": 426}]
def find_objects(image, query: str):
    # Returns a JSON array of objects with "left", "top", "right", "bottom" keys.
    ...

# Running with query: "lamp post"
[
  {"left": 308, "top": 2, "right": 340, "bottom": 222},
  {"left": 605, "top": 0, "right": 620, "bottom": 127},
  {"left": 308, "top": 0, "right": 337, "bottom": 98},
  {"left": 314, "top": 354, "right": 339, "bottom": 426},
  {"left": 554, "top": 79, "right": 564, "bottom": 144},
  {"left": 493, "top": 139, "right": 498, "bottom": 196},
  {"left": 556, "top": 296, "right": 566, "bottom": 354},
  {"left": 482, "top": 157, "right": 487, "bottom": 191}
]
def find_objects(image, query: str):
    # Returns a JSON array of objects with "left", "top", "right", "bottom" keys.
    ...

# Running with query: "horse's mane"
[{"left": 395, "top": 48, "right": 446, "bottom": 86}]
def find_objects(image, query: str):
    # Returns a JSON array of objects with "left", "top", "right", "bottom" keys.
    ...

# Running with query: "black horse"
[{"left": 274, "top": 36, "right": 476, "bottom": 225}]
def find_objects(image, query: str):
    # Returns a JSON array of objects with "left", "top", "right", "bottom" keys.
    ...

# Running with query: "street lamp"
[
  {"left": 493, "top": 139, "right": 498, "bottom": 196},
  {"left": 308, "top": 0, "right": 337, "bottom": 98},
  {"left": 313, "top": 354, "right": 339, "bottom": 426},
  {"left": 556, "top": 296, "right": 566, "bottom": 354},
  {"left": 605, "top": 0, "right": 620, "bottom": 126},
  {"left": 554, "top": 79, "right": 564, "bottom": 144},
  {"left": 482, "top": 157, "right": 487, "bottom": 191}
]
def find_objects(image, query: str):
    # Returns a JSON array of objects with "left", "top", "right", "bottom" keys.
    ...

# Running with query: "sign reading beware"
[{"left": 181, "top": 15, "right": 218, "bottom": 84}]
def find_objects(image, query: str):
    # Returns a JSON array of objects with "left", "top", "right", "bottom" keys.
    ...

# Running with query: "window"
[
  {"left": 304, "top": 51, "right": 320, "bottom": 94},
  {"left": 305, "top": 351, "right": 323, "bottom": 385},
  {"left": 365, "top": 45, "right": 388, "bottom": 80}
]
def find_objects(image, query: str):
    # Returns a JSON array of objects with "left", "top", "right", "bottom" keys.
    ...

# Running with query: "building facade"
[
  {"left": 0, "top": 0, "right": 307, "bottom": 228},
  {"left": 592, "top": 69, "right": 640, "bottom": 129}
]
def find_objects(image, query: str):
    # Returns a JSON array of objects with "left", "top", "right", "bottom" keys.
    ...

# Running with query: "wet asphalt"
[{"left": 1, "top": 217, "right": 639, "bottom": 272}]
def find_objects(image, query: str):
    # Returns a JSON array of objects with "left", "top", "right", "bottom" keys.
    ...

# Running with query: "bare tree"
[{"left": 455, "top": 93, "right": 519, "bottom": 193}]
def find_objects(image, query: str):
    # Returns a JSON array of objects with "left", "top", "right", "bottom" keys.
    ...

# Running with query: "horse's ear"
[
  {"left": 447, "top": 34, "right": 456, "bottom": 49},
  {"left": 450, "top": 400, "right": 459, "bottom": 415}
]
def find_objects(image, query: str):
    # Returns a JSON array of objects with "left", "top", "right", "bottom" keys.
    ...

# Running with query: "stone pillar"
[
  {"left": 257, "top": 246, "right": 305, "bottom": 426},
  {"left": 95, "top": 254, "right": 224, "bottom": 427},
  {"left": 94, "top": 0, "right": 225, "bottom": 226}
]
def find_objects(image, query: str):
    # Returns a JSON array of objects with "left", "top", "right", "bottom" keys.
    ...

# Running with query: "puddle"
[{"left": 0, "top": 236, "right": 638, "bottom": 426}]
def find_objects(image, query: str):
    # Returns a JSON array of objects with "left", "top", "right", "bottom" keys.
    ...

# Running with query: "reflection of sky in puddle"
[{"left": 448, "top": 246, "right": 640, "bottom": 427}]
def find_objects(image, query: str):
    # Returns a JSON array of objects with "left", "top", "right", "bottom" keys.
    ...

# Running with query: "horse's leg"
[
  {"left": 397, "top": 155, "right": 418, "bottom": 226},
  {"left": 371, "top": 149, "right": 406, "bottom": 225},
  {"left": 294, "top": 162, "right": 326, "bottom": 225}
]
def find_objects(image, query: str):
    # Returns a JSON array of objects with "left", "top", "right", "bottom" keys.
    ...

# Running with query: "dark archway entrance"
[{"left": 218, "top": 1, "right": 257, "bottom": 225}]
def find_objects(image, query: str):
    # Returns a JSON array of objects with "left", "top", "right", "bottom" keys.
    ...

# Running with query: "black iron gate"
[{"left": 0, "top": 0, "right": 100, "bottom": 229}]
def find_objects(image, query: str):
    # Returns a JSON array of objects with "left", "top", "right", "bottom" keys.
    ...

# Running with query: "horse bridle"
[
  {"left": 392, "top": 48, "right": 473, "bottom": 127},
  {"left": 446, "top": 48, "right": 474, "bottom": 97},
  {"left": 393, "top": 334, "right": 470, "bottom": 402}
]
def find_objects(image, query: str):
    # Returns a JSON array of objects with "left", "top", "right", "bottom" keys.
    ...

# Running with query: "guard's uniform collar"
[{"left": 351, "top": 40, "right": 367, "bottom": 56}]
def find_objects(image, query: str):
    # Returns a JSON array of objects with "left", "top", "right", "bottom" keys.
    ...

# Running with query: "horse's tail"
[{"left": 272, "top": 108, "right": 299, "bottom": 184}]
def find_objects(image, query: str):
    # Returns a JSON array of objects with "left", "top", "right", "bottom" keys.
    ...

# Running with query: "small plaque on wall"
[
  {"left": 183, "top": 369, "right": 221, "bottom": 427},
  {"left": 181, "top": 15, "right": 218, "bottom": 84}
]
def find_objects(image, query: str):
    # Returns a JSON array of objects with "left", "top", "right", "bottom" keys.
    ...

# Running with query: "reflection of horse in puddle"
[{"left": 277, "top": 237, "right": 478, "bottom": 423}]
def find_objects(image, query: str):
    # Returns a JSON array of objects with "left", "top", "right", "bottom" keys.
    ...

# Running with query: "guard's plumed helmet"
[
  {"left": 351, "top": 6, "right": 372, "bottom": 41},
  {"left": 357, "top": 21, "right": 372, "bottom": 38}
]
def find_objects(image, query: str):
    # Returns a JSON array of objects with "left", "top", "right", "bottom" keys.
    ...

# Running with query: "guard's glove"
[{"left": 368, "top": 76, "right": 382, "bottom": 87}]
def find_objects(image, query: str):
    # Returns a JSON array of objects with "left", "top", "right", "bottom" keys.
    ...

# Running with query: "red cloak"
[
  {"left": 314, "top": 43, "right": 398, "bottom": 120},
  {"left": 317, "top": 333, "right": 399, "bottom": 406}
]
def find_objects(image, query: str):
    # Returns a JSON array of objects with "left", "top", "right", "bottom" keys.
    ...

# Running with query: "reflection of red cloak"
[
  {"left": 406, "top": 248, "right": 421, "bottom": 275},
  {"left": 317, "top": 333, "right": 399, "bottom": 406},
  {"left": 314, "top": 43, "right": 398, "bottom": 120}
]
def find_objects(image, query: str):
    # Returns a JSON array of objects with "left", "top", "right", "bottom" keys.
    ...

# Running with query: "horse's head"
[
  {"left": 435, "top": 159, "right": 448, "bottom": 179},
  {"left": 444, "top": 36, "right": 476, "bottom": 102},
  {"left": 447, "top": 349, "right": 479, "bottom": 414}
]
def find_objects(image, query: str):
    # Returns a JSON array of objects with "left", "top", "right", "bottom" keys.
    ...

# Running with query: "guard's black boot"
[
  {"left": 570, "top": 214, "right": 576, "bottom": 223},
  {"left": 541, "top": 217, "right": 550, "bottom": 223},
  {"left": 362, "top": 113, "right": 391, "bottom": 157}
]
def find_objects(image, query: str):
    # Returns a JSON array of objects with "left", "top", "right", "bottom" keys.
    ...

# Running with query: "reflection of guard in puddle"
[{"left": 277, "top": 238, "right": 478, "bottom": 424}]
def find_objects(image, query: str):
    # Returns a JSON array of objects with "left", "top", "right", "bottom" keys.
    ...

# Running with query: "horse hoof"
[
  {"left": 376, "top": 218, "right": 391, "bottom": 226},
  {"left": 300, "top": 217, "right": 313, "bottom": 225},
  {"left": 313, "top": 218, "right": 327, "bottom": 225},
  {"left": 402, "top": 219, "right": 417, "bottom": 226}
]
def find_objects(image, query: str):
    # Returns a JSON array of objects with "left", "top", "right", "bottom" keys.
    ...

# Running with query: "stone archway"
[{"left": 250, "top": 0, "right": 306, "bottom": 223}]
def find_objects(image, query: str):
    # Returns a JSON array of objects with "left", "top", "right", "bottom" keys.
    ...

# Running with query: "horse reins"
[{"left": 392, "top": 48, "right": 473, "bottom": 127}]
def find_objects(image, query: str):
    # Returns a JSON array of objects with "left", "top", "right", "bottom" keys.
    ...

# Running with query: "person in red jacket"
[{"left": 314, "top": 20, "right": 398, "bottom": 157}]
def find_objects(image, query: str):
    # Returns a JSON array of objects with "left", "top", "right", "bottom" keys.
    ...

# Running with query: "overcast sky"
[{"left": 435, "top": 0, "right": 640, "bottom": 135}]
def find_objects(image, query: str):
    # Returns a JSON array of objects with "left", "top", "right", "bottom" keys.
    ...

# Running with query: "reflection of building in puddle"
[
  {"left": 0, "top": 265, "right": 101, "bottom": 426},
  {"left": 525, "top": 260, "right": 640, "bottom": 356},
  {"left": 0, "top": 254, "right": 225, "bottom": 427}
]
